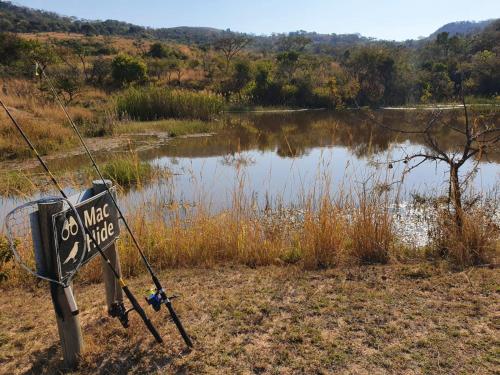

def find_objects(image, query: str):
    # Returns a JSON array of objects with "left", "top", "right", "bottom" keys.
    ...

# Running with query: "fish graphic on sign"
[{"left": 63, "top": 242, "right": 80, "bottom": 264}]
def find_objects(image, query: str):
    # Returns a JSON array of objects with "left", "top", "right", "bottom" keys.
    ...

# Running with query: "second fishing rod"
[
  {"left": 39, "top": 66, "right": 193, "bottom": 348},
  {"left": 0, "top": 99, "right": 163, "bottom": 345}
]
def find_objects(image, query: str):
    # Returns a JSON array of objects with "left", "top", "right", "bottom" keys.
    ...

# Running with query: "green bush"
[
  {"left": 111, "top": 54, "right": 147, "bottom": 86},
  {"left": 116, "top": 87, "right": 224, "bottom": 121}
]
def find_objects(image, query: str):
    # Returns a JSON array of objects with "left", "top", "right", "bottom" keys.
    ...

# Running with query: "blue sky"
[{"left": 13, "top": 0, "right": 500, "bottom": 40}]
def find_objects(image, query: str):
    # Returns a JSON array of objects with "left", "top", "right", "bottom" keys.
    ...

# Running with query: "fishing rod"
[
  {"left": 0, "top": 99, "right": 163, "bottom": 344},
  {"left": 39, "top": 66, "right": 193, "bottom": 348}
]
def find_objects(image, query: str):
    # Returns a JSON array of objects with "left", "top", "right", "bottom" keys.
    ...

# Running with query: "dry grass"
[
  {"left": 429, "top": 208, "right": 499, "bottom": 268},
  {"left": 0, "top": 264, "right": 498, "bottom": 374},
  {"left": 70, "top": 190, "right": 397, "bottom": 284},
  {"left": 0, "top": 171, "right": 38, "bottom": 197},
  {"left": 2, "top": 173, "right": 498, "bottom": 286},
  {"left": 0, "top": 79, "right": 83, "bottom": 159},
  {"left": 0, "top": 182, "right": 399, "bottom": 286}
]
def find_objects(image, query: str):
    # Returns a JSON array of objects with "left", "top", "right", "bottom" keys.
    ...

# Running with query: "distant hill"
[
  {"left": 428, "top": 20, "right": 495, "bottom": 39},
  {"left": 0, "top": 0, "right": 496, "bottom": 48},
  {"left": 0, "top": 1, "right": 230, "bottom": 43}
]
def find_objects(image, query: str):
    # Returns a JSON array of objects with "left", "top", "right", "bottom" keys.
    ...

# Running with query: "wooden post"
[
  {"left": 38, "top": 200, "right": 83, "bottom": 369},
  {"left": 92, "top": 180, "right": 124, "bottom": 312}
]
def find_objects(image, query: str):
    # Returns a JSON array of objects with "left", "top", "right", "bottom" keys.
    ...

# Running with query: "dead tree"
[{"left": 371, "top": 97, "right": 499, "bottom": 231}]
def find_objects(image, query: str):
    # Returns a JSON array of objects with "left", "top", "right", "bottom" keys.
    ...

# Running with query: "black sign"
[{"left": 52, "top": 190, "right": 120, "bottom": 281}]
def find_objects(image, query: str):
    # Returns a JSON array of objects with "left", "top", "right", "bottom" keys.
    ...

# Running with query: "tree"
[
  {"left": 232, "top": 61, "right": 252, "bottom": 94},
  {"left": 53, "top": 66, "right": 83, "bottom": 104},
  {"left": 58, "top": 38, "right": 92, "bottom": 80},
  {"left": 347, "top": 48, "right": 396, "bottom": 106},
  {"left": 0, "top": 32, "right": 26, "bottom": 66},
  {"left": 148, "top": 42, "right": 169, "bottom": 58},
  {"left": 146, "top": 58, "right": 170, "bottom": 81},
  {"left": 276, "top": 51, "right": 300, "bottom": 81},
  {"left": 214, "top": 35, "right": 252, "bottom": 73},
  {"left": 277, "top": 34, "right": 311, "bottom": 52},
  {"left": 24, "top": 39, "right": 59, "bottom": 73},
  {"left": 381, "top": 95, "right": 499, "bottom": 234},
  {"left": 90, "top": 57, "right": 112, "bottom": 86},
  {"left": 467, "top": 50, "right": 500, "bottom": 96},
  {"left": 419, "top": 62, "right": 454, "bottom": 102},
  {"left": 111, "top": 54, "right": 147, "bottom": 86}
]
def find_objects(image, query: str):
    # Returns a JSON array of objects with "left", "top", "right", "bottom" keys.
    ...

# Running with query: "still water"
[{"left": 1, "top": 109, "right": 499, "bottom": 225}]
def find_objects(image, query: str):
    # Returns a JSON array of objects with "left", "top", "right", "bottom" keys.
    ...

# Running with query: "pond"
[{"left": 1, "top": 109, "right": 499, "bottom": 228}]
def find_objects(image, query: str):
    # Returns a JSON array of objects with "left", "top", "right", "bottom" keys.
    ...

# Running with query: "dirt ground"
[{"left": 0, "top": 264, "right": 498, "bottom": 374}]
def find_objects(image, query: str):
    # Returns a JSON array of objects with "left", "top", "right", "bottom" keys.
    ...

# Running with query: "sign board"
[{"left": 52, "top": 189, "right": 120, "bottom": 281}]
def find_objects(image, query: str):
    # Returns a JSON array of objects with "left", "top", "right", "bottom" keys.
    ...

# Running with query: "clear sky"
[{"left": 12, "top": 0, "right": 500, "bottom": 40}]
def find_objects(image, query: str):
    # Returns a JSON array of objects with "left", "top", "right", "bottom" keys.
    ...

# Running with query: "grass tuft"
[
  {"left": 0, "top": 171, "right": 38, "bottom": 197},
  {"left": 429, "top": 208, "right": 499, "bottom": 268},
  {"left": 98, "top": 155, "right": 156, "bottom": 188}
]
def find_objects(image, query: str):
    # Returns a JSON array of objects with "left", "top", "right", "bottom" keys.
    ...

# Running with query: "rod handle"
[{"left": 122, "top": 286, "right": 163, "bottom": 344}]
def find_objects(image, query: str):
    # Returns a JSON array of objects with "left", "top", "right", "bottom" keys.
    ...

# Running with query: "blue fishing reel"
[
  {"left": 145, "top": 289, "right": 163, "bottom": 311},
  {"left": 146, "top": 288, "right": 179, "bottom": 312}
]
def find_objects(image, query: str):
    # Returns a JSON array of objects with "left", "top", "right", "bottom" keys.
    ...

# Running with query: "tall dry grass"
[
  {"left": 428, "top": 207, "right": 499, "bottom": 268},
  {"left": 0, "top": 80, "right": 77, "bottom": 160},
  {"left": 0, "top": 175, "right": 399, "bottom": 286},
  {"left": 72, "top": 183, "right": 397, "bottom": 284}
]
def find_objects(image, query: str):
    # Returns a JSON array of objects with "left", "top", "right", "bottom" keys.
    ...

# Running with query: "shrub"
[
  {"left": 116, "top": 87, "right": 224, "bottom": 121},
  {"left": 111, "top": 54, "right": 147, "bottom": 86}
]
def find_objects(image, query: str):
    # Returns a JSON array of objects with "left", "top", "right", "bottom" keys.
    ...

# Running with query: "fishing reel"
[
  {"left": 145, "top": 288, "right": 177, "bottom": 312},
  {"left": 109, "top": 301, "right": 131, "bottom": 328}
]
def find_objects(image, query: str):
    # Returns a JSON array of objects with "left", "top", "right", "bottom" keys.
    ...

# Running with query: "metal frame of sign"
[{"left": 51, "top": 189, "right": 120, "bottom": 282}]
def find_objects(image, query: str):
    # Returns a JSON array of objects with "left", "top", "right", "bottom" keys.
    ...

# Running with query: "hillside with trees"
[
  {"left": 428, "top": 20, "right": 495, "bottom": 39},
  {"left": 0, "top": 0, "right": 499, "bottom": 113}
]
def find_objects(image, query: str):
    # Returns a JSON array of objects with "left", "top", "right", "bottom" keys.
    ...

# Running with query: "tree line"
[{"left": 0, "top": 17, "right": 498, "bottom": 108}]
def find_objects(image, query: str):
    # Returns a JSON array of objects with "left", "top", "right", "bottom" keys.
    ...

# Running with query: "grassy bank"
[
  {"left": 0, "top": 80, "right": 225, "bottom": 163},
  {"left": 115, "top": 118, "right": 221, "bottom": 136},
  {"left": 0, "top": 79, "right": 109, "bottom": 160},
  {"left": 0, "top": 264, "right": 498, "bottom": 374}
]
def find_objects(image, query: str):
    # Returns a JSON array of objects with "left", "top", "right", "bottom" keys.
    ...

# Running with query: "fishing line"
[
  {"left": 0, "top": 98, "right": 163, "bottom": 344},
  {"left": 38, "top": 64, "right": 193, "bottom": 348}
]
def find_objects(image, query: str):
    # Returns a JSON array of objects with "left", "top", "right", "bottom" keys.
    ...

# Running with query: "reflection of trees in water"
[
  {"left": 219, "top": 153, "right": 256, "bottom": 168},
  {"left": 137, "top": 110, "right": 500, "bottom": 163}
]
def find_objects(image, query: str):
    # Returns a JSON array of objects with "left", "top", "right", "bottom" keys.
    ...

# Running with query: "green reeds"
[
  {"left": 116, "top": 87, "right": 224, "bottom": 121},
  {"left": 99, "top": 154, "right": 156, "bottom": 188}
]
